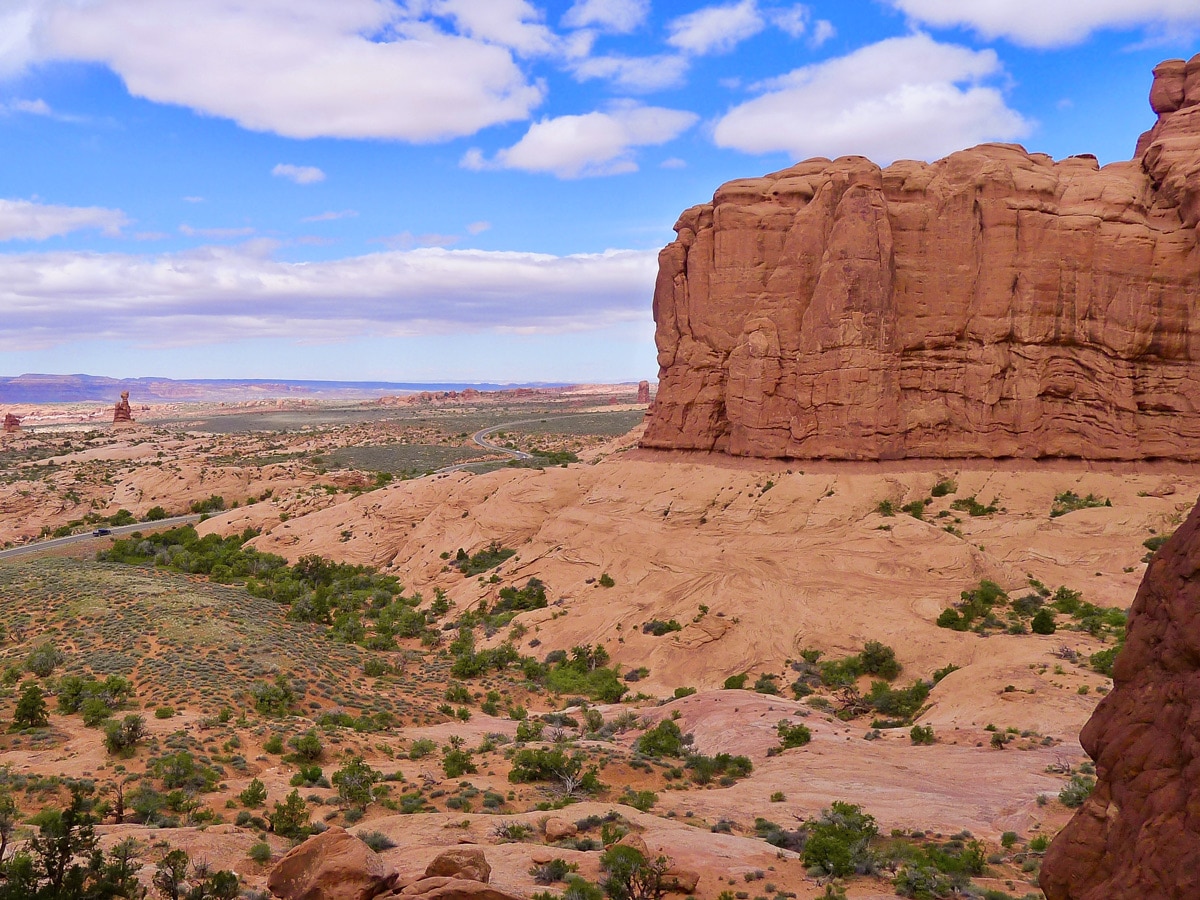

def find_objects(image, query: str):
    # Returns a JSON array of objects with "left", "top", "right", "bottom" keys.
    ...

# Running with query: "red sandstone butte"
[
  {"left": 1040, "top": 491, "right": 1200, "bottom": 898},
  {"left": 642, "top": 54, "right": 1200, "bottom": 461}
]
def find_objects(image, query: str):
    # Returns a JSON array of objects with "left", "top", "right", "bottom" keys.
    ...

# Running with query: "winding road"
[{"left": 0, "top": 514, "right": 203, "bottom": 561}]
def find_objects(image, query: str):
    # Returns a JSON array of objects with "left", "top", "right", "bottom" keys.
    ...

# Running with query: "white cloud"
[
  {"left": 179, "top": 224, "right": 256, "bottom": 239},
  {"left": 6, "top": 98, "right": 51, "bottom": 115},
  {"left": 182, "top": 196, "right": 205, "bottom": 204},
  {"left": 301, "top": 210, "right": 358, "bottom": 222},
  {"left": 431, "top": 0, "right": 559, "bottom": 57},
  {"left": 272, "top": 164, "right": 326, "bottom": 185},
  {"left": 0, "top": 198, "right": 129, "bottom": 241},
  {"left": 667, "top": 1, "right": 765, "bottom": 55},
  {"left": 464, "top": 102, "right": 699, "bottom": 178},
  {"left": 887, "top": 0, "right": 1200, "bottom": 47},
  {"left": 712, "top": 33, "right": 1031, "bottom": 164},
  {"left": 562, "top": 0, "right": 649, "bottom": 33},
  {"left": 466, "top": 220, "right": 492, "bottom": 234},
  {"left": 0, "top": 244, "right": 658, "bottom": 347},
  {"left": 375, "top": 232, "right": 461, "bottom": 249},
  {"left": 810, "top": 19, "right": 835, "bottom": 46},
  {"left": 11, "top": 0, "right": 543, "bottom": 142},
  {"left": 770, "top": 4, "right": 810, "bottom": 38},
  {"left": 571, "top": 53, "right": 690, "bottom": 91},
  {"left": 660, "top": 157, "right": 687, "bottom": 169}
]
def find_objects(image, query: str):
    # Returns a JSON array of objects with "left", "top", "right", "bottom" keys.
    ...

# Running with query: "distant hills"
[{"left": 0, "top": 374, "right": 569, "bottom": 404}]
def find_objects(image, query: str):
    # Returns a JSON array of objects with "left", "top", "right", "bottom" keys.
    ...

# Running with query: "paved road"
[
  {"left": 434, "top": 412, "right": 615, "bottom": 474},
  {"left": 0, "top": 514, "right": 202, "bottom": 561}
]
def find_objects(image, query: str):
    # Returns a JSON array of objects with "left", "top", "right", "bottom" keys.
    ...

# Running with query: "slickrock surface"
[
  {"left": 643, "top": 54, "right": 1200, "bottom": 461},
  {"left": 1041, "top": 493, "right": 1200, "bottom": 899}
]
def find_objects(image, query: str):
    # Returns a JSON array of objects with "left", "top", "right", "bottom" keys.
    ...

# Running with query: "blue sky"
[{"left": 0, "top": 1, "right": 1196, "bottom": 384}]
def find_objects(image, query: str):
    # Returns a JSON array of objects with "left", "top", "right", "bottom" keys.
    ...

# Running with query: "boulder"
[
  {"left": 1040, "top": 495, "right": 1200, "bottom": 898},
  {"left": 267, "top": 826, "right": 397, "bottom": 900},
  {"left": 543, "top": 817, "right": 577, "bottom": 841},
  {"left": 642, "top": 54, "right": 1200, "bottom": 462},
  {"left": 392, "top": 880, "right": 521, "bottom": 900},
  {"left": 663, "top": 867, "right": 700, "bottom": 894},
  {"left": 423, "top": 847, "right": 490, "bottom": 883}
]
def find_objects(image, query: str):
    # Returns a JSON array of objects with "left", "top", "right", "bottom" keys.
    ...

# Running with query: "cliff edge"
[{"left": 642, "top": 55, "right": 1200, "bottom": 461}]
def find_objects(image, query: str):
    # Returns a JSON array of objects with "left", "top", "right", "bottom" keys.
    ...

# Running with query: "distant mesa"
[
  {"left": 112, "top": 390, "right": 135, "bottom": 427},
  {"left": 2, "top": 413, "right": 20, "bottom": 435},
  {"left": 642, "top": 54, "right": 1200, "bottom": 462},
  {"left": 637, "top": 380, "right": 651, "bottom": 404}
]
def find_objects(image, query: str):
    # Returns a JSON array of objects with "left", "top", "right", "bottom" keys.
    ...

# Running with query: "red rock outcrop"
[
  {"left": 642, "top": 55, "right": 1200, "bottom": 461},
  {"left": 2, "top": 413, "right": 20, "bottom": 435},
  {"left": 1040, "top": 493, "right": 1200, "bottom": 898},
  {"left": 267, "top": 827, "right": 397, "bottom": 900},
  {"left": 637, "top": 380, "right": 651, "bottom": 404},
  {"left": 112, "top": 391, "right": 134, "bottom": 426}
]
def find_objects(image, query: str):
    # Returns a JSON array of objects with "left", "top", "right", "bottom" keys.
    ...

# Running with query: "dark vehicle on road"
[{"left": 92, "top": 528, "right": 112, "bottom": 537}]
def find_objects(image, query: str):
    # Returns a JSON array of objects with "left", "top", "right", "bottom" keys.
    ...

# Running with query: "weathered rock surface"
[
  {"left": 422, "top": 848, "right": 490, "bottom": 883},
  {"left": 2, "top": 413, "right": 20, "bottom": 434},
  {"left": 643, "top": 54, "right": 1200, "bottom": 461},
  {"left": 1040, "top": 494, "right": 1200, "bottom": 898},
  {"left": 267, "top": 827, "right": 397, "bottom": 900},
  {"left": 637, "top": 380, "right": 651, "bottom": 404},
  {"left": 112, "top": 390, "right": 134, "bottom": 426}
]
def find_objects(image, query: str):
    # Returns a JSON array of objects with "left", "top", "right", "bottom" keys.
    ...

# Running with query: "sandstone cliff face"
[
  {"left": 1040, "top": 493, "right": 1200, "bottom": 898},
  {"left": 643, "top": 55, "right": 1200, "bottom": 460}
]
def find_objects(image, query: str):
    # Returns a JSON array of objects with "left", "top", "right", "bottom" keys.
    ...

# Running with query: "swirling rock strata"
[{"left": 642, "top": 55, "right": 1200, "bottom": 461}]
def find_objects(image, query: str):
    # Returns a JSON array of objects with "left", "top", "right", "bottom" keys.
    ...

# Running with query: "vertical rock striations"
[
  {"left": 1040, "top": 494, "right": 1200, "bottom": 898},
  {"left": 642, "top": 55, "right": 1200, "bottom": 461}
]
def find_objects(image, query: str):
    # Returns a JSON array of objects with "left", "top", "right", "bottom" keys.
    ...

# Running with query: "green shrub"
[
  {"left": 910, "top": 725, "right": 935, "bottom": 745},
  {"left": 930, "top": 479, "right": 957, "bottom": 497},
  {"left": 239, "top": 778, "right": 268, "bottom": 808},
  {"left": 531, "top": 858, "right": 578, "bottom": 884},
  {"left": 154, "top": 706, "right": 175, "bottom": 719},
  {"left": 777, "top": 720, "right": 812, "bottom": 749},
  {"left": 802, "top": 802, "right": 878, "bottom": 877},
  {"left": 26, "top": 642, "right": 64, "bottom": 678},
  {"left": 950, "top": 495, "right": 999, "bottom": 516},
  {"left": 598, "top": 573, "right": 615, "bottom": 588},
  {"left": 12, "top": 684, "right": 49, "bottom": 728},
  {"left": 248, "top": 842, "right": 272, "bottom": 864},
  {"left": 1031, "top": 608, "right": 1056, "bottom": 635},
  {"left": 1050, "top": 491, "right": 1110, "bottom": 518},
  {"left": 723, "top": 673, "right": 748, "bottom": 690},
  {"left": 635, "top": 720, "right": 689, "bottom": 758},
  {"left": 1059, "top": 774, "right": 1094, "bottom": 808}
]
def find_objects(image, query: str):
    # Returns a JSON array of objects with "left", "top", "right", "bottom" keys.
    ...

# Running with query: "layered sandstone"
[
  {"left": 1040, "top": 493, "right": 1200, "bottom": 898},
  {"left": 112, "top": 390, "right": 134, "bottom": 426},
  {"left": 643, "top": 55, "right": 1200, "bottom": 460}
]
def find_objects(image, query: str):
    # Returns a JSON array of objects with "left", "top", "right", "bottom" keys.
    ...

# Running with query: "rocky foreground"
[{"left": 643, "top": 54, "right": 1200, "bottom": 462}]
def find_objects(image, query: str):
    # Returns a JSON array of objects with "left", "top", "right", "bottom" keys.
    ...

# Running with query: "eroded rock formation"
[
  {"left": 642, "top": 55, "right": 1200, "bottom": 461},
  {"left": 2, "top": 413, "right": 20, "bottom": 435},
  {"left": 112, "top": 390, "right": 134, "bottom": 426},
  {"left": 1040, "top": 493, "right": 1200, "bottom": 898},
  {"left": 637, "top": 380, "right": 651, "bottom": 404}
]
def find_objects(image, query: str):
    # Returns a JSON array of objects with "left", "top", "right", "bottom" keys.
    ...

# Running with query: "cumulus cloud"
[
  {"left": 712, "top": 33, "right": 1031, "bottom": 164},
  {"left": 431, "top": 0, "right": 560, "bottom": 57},
  {"left": 10, "top": 0, "right": 542, "bottom": 142},
  {"left": 562, "top": 0, "right": 649, "bottom": 33},
  {"left": 0, "top": 198, "right": 129, "bottom": 241},
  {"left": 0, "top": 244, "right": 658, "bottom": 348},
  {"left": 272, "top": 164, "right": 326, "bottom": 185},
  {"left": 570, "top": 53, "right": 690, "bottom": 91},
  {"left": 666, "top": 0, "right": 765, "bottom": 55},
  {"left": 887, "top": 0, "right": 1200, "bottom": 47},
  {"left": 463, "top": 102, "right": 698, "bottom": 178}
]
